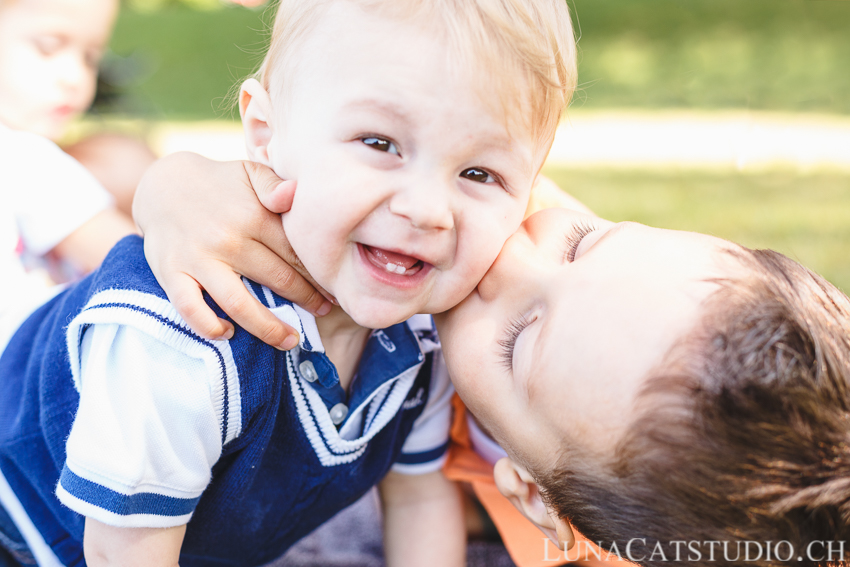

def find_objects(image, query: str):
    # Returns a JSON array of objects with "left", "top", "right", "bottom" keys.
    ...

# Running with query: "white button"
[
  {"left": 329, "top": 403, "right": 349, "bottom": 425},
  {"left": 299, "top": 360, "right": 318, "bottom": 383}
]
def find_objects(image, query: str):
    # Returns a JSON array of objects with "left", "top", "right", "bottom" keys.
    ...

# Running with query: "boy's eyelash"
[
  {"left": 360, "top": 135, "right": 400, "bottom": 156},
  {"left": 563, "top": 221, "right": 598, "bottom": 263},
  {"left": 497, "top": 313, "right": 530, "bottom": 371},
  {"left": 463, "top": 167, "right": 515, "bottom": 196}
]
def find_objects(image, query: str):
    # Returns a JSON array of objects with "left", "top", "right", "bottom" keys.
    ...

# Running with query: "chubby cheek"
[
  {"left": 430, "top": 216, "right": 517, "bottom": 313},
  {"left": 76, "top": 70, "right": 98, "bottom": 108},
  {"left": 283, "top": 209, "right": 348, "bottom": 289}
]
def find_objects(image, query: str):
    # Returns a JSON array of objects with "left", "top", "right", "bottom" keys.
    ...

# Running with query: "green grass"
[
  {"left": 103, "top": 5, "right": 850, "bottom": 293},
  {"left": 569, "top": 0, "right": 850, "bottom": 113},
  {"left": 106, "top": 6, "right": 268, "bottom": 119},
  {"left": 104, "top": 0, "right": 850, "bottom": 119},
  {"left": 542, "top": 168, "right": 850, "bottom": 293}
]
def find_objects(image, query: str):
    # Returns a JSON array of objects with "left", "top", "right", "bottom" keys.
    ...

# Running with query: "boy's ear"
[
  {"left": 240, "top": 78, "right": 274, "bottom": 166},
  {"left": 494, "top": 457, "right": 576, "bottom": 551}
]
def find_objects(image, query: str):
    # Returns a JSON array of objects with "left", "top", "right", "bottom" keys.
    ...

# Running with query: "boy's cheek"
[{"left": 425, "top": 264, "right": 488, "bottom": 315}]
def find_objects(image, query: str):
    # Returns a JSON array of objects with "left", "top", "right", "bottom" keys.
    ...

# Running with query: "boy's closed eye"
[
  {"left": 562, "top": 221, "right": 598, "bottom": 263},
  {"left": 499, "top": 313, "right": 532, "bottom": 372}
]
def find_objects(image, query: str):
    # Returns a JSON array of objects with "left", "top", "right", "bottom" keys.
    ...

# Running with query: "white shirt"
[
  {"left": 58, "top": 286, "right": 453, "bottom": 528},
  {"left": 0, "top": 122, "right": 113, "bottom": 348}
]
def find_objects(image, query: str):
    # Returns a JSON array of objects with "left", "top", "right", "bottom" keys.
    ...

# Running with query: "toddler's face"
[
  {"left": 0, "top": 0, "right": 117, "bottom": 139},
  {"left": 437, "top": 208, "right": 737, "bottom": 471},
  {"left": 255, "top": 3, "right": 540, "bottom": 329}
]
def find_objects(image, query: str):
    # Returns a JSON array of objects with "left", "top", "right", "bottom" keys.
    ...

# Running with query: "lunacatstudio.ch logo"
[{"left": 540, "top": 538, "right": 847, "bottom": 563}]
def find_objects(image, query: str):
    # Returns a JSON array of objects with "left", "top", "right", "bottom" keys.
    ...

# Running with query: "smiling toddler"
[{"left": 0, "top": 1, "right": 576, "bottom": 566}]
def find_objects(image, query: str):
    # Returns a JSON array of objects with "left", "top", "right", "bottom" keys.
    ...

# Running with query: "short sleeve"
[
  {"left": 56, "top": 323, "right": 223, "bottom": 528},
  {"left": 0, "top": 128, "right": 113, "bottom": 255},
  {"left": 392, "top": 350, "right": 454, "bottom": 475}
]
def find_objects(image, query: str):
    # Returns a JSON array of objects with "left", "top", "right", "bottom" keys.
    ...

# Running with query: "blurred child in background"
[{"left": 0, "top": 0, "right": 142, "bottom": 341}]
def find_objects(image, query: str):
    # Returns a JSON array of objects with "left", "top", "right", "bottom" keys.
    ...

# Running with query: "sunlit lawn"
[
  {"left": 104, "top": 1, "right": 850, "bottom": 293},
  {"left": 570, "top": 0, "right": 850, "bottom": 113},
  {"left": 106, "top": 0, "right": 850, "bottom": 119},
  {"left": 543, "top": 168, "right": 850, "bottom": 293}
]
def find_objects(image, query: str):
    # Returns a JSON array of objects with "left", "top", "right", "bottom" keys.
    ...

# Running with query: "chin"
[{"left": 342, "top": 298, "right": 420, "bottom": 330}]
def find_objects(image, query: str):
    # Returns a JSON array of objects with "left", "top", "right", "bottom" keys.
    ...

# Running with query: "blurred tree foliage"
[
  {"left": 104, "top": 6, "right": 269, "bottom": 118},
  {"left": 124, "top": 0, "right": 228, "bottom": 13},
  {"left": 103, "top": 0, "right": 850, "bottom": 119},
  {"left": 570, "top": 0, "right": 850, "bottom": 113}
]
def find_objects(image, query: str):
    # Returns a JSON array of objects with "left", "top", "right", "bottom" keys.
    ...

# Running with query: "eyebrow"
[
  {"left": 583, "top": 222, "right": 632, "bottom": 257},
  {"left": 339, "top": 98, "right": 412, "bottom": 125}
]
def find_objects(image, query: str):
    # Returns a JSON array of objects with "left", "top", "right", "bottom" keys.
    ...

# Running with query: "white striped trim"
[
  {"left": 62, "top": 460, "right": 207, "bottom": 502},
  {"left": 66, "top": 289, "right": 242, "bottom": 445},
  {"left": 55, "top": 485, "right": 192, "bottom": 529},
  {"left": 391, "top": 453, "right": 448, "bottom": 475},
  {"left": 244, "top": 278, "right": 324, "bottom": 353},
  {"left": 286, "top": 351, "right": 422, "bottom": 467}
]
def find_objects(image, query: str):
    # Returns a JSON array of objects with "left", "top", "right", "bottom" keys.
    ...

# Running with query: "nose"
[
  {"left": 55, "top": 52, "right": 92, "bottom": 98},
  {"left": 388, "top": 176, "right": 454, "bottom": 231},
  {"left": 476, "top": 209, "right": 576, "bottom": 302},
  {"left": 476, "top": 222, "right": 542, "bottom": 302}
]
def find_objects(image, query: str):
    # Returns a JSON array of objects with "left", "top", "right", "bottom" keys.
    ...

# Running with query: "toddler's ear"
[
  {"left": 493, "top": 457, "right": 576, "bottom": 551},
  {"left": 240, "top": 78, "right": 274, "bottom": 166}
]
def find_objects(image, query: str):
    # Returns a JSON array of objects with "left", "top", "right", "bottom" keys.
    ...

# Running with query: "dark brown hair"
[{"left": 538, "top": 248, "right": 850, "bottom": 567}]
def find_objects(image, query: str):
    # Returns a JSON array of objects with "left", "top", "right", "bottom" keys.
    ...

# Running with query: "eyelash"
[
  {"left": 563, "top": 221, "right": 598, "bottom": 263},
  {"left": 359, "top": 136, "right": 505, "bottom": 189},
  {"left": 361, "top": 135, "right": 400, "bottom": 156},
  {"left": 497, "top": 313, "right": 530, "bottom": 371},
  {"left": 460, "top": 167, "right": 502, "bottom": 187}
]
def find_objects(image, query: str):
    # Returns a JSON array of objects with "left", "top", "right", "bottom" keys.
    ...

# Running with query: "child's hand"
[{"left": 133, "top": 152, "right": 333, "bottom": 350}]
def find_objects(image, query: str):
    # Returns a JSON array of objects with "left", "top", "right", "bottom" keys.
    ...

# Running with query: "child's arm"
[
  {"left": 59, "top": 318, "right": 224, "bottom": 567},
  {"left": 84, "top": 519, "right": 185, "bottom": 567},
  {"left": 133, "top": 152, "right": 332, "bottom": 350},
  {"left": 8, "top": 128, "right": 137, "bottom": 274},
  {"left": 51, "top": 208, "right": 137, "bottom": 273},
  {"left": 380, "top": 470, "right": 465, "bottom": 567},
  {"left": 378, "top": 341, "right": 463, "bottom": 566}
]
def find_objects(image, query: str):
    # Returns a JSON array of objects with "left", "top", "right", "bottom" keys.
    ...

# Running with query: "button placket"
[
  {"left": 298, "top": 360, "right": 318, "bottom": 383},
  {"left": 329, "top": 403, "right": 349, "bottom": 425}
]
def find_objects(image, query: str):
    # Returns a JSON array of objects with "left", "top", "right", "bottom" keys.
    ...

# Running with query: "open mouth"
[{"left": 362, "top": 244, "right": 425, "bottom": 276}]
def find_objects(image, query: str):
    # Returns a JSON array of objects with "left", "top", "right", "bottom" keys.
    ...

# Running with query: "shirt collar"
[{"left": 266, "top": 292, "right": 430, "bottom": 395}]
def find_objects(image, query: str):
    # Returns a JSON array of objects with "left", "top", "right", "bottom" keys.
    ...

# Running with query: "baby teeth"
[{"left": 385, "top": 263, "right": 407, "bottom": 275}]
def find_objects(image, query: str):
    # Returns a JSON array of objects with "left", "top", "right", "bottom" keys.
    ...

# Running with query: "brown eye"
[
  {"left": 362, "top": 136, "right": 399, "bottom": 156},
  {"left": 460, "top": 168, "right": 494, "bottom": 184}
]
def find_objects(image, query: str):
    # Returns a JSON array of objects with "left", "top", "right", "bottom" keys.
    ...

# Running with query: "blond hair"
[{"left": 256, "top": 0, "right": 576, "bottom": 151}]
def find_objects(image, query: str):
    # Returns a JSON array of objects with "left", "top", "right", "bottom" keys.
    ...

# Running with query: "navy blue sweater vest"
[{"left": 0, "top": 236, "right": 432, "bottom": 566}]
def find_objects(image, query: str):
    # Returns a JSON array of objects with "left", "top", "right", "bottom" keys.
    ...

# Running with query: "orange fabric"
[{"left": 443, "top": 396, "right": 629, "bottom": 567}]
